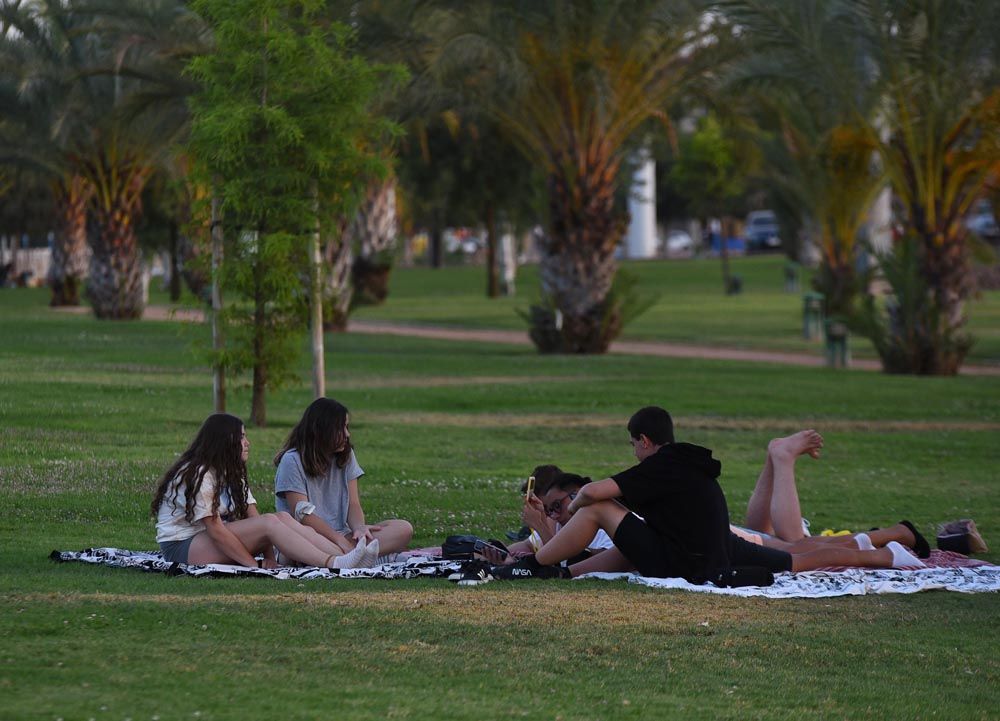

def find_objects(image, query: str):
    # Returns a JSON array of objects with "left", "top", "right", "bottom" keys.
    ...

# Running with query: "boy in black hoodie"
[{"left": 518, "top": 406, "right": 734, "bottom": 583}]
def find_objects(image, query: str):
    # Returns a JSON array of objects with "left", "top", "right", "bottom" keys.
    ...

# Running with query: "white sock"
[
  {"left": 333, "top": 539, "right": 368, "bottom": 569},
  {"left": 854, "top": 533, "right": 875, "bottom": 551},
  {"left": 359, "top": 539, "right": 381, "bottom": 568},
  {"left": 887, "top": 541, "right": 925, "bottom": 569}
]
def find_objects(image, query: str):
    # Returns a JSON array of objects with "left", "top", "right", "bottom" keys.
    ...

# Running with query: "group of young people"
[{"left": 153, "top": 400, "right": 929, "bottom": 585}]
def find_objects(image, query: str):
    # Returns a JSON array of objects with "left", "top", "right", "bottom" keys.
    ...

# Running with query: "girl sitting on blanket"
[
  {"left": 273, "top": 398, "right": 413, "bottom": 561},
  {"left": 152, "top": 413, "right": 379, "bottom": 569}
]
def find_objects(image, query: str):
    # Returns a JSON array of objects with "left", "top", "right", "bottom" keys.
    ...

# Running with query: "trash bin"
[
  {"left": 802, "top": 292, "right": 824, "bottom": 340},
  {"left": 824, "top": 318, "right": 850, "bottom": 368}
]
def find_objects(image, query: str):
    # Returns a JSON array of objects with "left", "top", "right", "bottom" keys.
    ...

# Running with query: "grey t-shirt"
[{"left": 274, "top": 448, "right": 364, "bottom": 533}]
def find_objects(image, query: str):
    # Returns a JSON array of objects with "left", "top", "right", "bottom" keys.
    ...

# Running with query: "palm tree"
[
  {"left": 1, "top": 1, "right": 92, "bottom": 306},
  {"left": 436, "top": 0, "right": 708, "bottom": 352},
  {"left": 722, "top": 0, "right": 1000, "bottom": 373},
  {"left": 2, "top": 0, "right": 202, "bottom": 318}
]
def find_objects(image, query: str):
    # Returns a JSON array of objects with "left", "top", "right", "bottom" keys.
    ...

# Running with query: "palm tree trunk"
[
  {"left": 352, "top": 176, "right": 397, "bottom": 304},
  {"left": 48, "top": 175, "right": 91, "bottom": 307},
  {"left": 531, "top": 168, "right": 627, "bottom": 353},
  {"left": 81, "top": 151, "right": 150, "bottom": 319},
  {"left": 323, "top": 216, "right": 353, "bottom": 332}
]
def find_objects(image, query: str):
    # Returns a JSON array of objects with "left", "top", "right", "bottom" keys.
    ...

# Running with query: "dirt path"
[{"left": 62, "top": 305, "right": 1000, "bottom": 376}]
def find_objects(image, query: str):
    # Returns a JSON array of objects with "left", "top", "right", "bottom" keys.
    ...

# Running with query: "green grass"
[
  {"left": 1, "top": 285, "right": 998, "bottom": 720},
  {"left": 352, "top": 255, "right": 1000, "bottom": 365}
]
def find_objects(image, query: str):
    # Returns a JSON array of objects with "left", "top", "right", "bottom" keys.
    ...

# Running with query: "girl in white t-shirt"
[{"left": 152, "top": 413, "right": 378, "bottom": 569}]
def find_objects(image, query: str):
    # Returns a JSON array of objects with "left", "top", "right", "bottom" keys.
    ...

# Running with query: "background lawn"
[
  {"left": 353, "top": 254, "right": 1000, "bottom": 366},
  {"left": 1, "top": 277, "right": 998, "bottom": 721}
]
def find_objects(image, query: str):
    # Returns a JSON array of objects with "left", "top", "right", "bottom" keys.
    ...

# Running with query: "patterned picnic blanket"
[{"left": 50, "top": 548, "right": 1000, "bottom": 597}]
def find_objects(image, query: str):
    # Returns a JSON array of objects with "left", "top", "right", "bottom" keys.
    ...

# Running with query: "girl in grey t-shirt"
[{"left": 273, "top": 398, "right": 413, "bottom": 556}]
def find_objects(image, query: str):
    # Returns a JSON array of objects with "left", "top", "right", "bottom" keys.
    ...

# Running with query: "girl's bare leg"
[
  {"left": 272, "top": 512, "right": 349, "bottom": 555},
  {"left": 744, "top": 452, "right": 777, "bottom": 536},
  {"left": 189, "top": 515, "right": 335, "bottom": 567},
  {"left": 790, "top": 542, "right": 923, "bottom": 572},
  {"left": 765, "top": 430, "right": 823, "bottom": 542},
  {"left": 369, "top": 519, "right": 414, "bottom": 555}
]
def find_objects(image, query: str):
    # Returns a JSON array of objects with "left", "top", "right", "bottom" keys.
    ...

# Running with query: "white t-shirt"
[{"left": 155, "top": 468, "right": 257, "bottom": 543}]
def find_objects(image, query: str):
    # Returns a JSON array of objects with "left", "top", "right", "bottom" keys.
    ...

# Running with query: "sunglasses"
[{"left": 544, "top": 491, "right": 577, "bottom": 517}]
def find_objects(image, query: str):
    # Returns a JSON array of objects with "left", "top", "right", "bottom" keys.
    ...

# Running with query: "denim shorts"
[{"left": 159, "top": 535, "right": 197, "bottom": 564}]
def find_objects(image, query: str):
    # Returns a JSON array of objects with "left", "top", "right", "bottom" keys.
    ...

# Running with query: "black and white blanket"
[{"left": 51, "top": 548, "right": 1000, "bottom": 598}]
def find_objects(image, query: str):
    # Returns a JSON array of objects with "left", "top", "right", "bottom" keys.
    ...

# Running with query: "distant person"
[
  {"left": 152, "top": 413, "right": 377, "bottom": 569},
  {"left": 274, "top": 398, "right": 413, "bottom": 561}
]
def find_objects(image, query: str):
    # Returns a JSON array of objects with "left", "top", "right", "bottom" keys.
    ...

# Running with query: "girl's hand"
[
  {"left": 260, "top": 557, "right": 280, "bottom": 570},
  {"left": 521, "top": 494, "right": 546, "bottom": 529},
  {"left": 352, "top": 524, "right": 382, "bottom": 543}
]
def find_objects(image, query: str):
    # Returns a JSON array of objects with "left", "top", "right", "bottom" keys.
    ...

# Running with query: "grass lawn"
[
  {"left": 1, "top": 284, "right": 998, "bottom": 721},
  {"left": 352, "top": 254, "right": 1000, "bottom": 366}
]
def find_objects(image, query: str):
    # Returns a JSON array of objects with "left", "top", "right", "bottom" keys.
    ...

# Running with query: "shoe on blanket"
[
  {"left": 492, "top": 555, "right": 570, "bottom": 581},
  {"left": 454, "top": 560, "right": 495, "bottom": 586},
  {"left": 899, "top": 520, "right": 931, "bottom": 559}
]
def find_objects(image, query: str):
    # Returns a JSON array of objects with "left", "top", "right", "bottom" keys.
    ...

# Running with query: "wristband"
[{"left": 294, "top": 500, "right": 317, "bottom": 522}]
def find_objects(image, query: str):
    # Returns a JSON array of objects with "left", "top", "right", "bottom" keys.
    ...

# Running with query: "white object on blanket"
[{"left": 577, "top": 566, "right": 1000, "bottom": 598}]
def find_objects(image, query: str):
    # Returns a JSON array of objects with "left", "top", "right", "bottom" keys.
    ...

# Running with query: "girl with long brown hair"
[{"left": 274, "top": 398, "right": 413, "bottom": 560}]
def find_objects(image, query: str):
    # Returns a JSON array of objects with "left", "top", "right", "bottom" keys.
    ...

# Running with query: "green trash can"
[
  {"left": 802, "top": 292, "right": 824, "bottom": 340},
  {"left": 824, "top": 318, "right": 850, "bottom": 368}
]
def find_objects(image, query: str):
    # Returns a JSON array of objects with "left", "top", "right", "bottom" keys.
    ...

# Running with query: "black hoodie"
[{"left": 612, "top": 442, "right": 731, "bottom": 580}]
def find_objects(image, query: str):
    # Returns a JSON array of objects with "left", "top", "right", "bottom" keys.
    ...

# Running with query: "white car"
[{"left": 966, "top": 200, "right": 999, "bottom": 239}]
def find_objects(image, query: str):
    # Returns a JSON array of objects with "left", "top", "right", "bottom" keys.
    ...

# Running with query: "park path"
[{"left": 126, "top": 305, "right": 1000, "bottom": 376}]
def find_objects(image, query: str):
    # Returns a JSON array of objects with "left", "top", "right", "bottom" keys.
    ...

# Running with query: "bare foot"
[{"left": 768, "top": 430, "right": 824, "bottom": 461}]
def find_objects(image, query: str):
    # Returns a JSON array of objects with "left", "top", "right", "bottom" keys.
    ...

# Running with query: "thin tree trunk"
[
  {"left": 250, "top": 244, "right": 267, "bottom": 427},
  {"left": 485, "top": 201, "right": 499, "bottom": 298},
  {"left": 210, "top": 194, "right": 225, "bottom": 413},
  {"left": 720, "top": 217, "right": 732, "bottom": 294},
  {"left": 310, "top": 183, "right": 325, "bottom": 398},
  {"left": 168, "top": 220, "right": 181, "bottom": 302}
]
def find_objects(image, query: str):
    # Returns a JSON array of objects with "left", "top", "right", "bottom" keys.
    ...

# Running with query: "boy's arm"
[{"left": 568, "top": 478, "right": 621, "bottom": 513}]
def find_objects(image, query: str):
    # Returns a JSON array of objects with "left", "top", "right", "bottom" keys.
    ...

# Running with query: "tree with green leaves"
[
  {"left": 668, "top": 113, "right": 751, "bottom": 294},
  {"left": 186, "top": 0, "right": 400, "bottom": 426}
]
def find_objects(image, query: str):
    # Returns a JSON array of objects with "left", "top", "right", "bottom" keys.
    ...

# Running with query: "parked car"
[
  {"left": 664, "top": 229, "right": 693, "bottom": 256},
  {"left": 966, "top": 200, "right": 999, "bottom": 240},
  {"left": 745, "top": 210, "right": 782, "bottom": 252}
]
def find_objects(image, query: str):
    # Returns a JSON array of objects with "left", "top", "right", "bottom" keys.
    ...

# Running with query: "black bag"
[{"left": 441, "top": 535, "right": 509, "bottom": 560}]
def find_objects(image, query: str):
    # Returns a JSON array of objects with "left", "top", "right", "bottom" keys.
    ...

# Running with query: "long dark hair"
[
  {"left": 151, "top": 413, "right": 250, "bottom": 521},
  {"left": 273, "top": 397, "right": 352, "bottom": 477}
]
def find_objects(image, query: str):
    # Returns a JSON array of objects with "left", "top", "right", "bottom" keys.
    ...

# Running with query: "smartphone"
[
  {"left": 525, "top": 475, "right": 535, "bottom": 499},
  {"left": 473, "top": 538, "right": 509, "bottom": 560}
]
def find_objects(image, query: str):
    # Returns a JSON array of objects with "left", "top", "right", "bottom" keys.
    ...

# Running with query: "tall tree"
[
  {"left": 723, "top": 0, "right": 1000, "bottom": 373},
  {"left": 186, "top": 0, "right": 400, "bottom": 426},
  {"left": 435, "top": 0, "right": 708, "bottom": 352}
]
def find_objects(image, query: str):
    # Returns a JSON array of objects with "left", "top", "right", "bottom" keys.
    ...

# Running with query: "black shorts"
[
  {"left": 727, "top": 533, "right": 793, "bottom": 572},
  {"left": 612, "top": 512, "right": 694, "bottom": 579}
]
